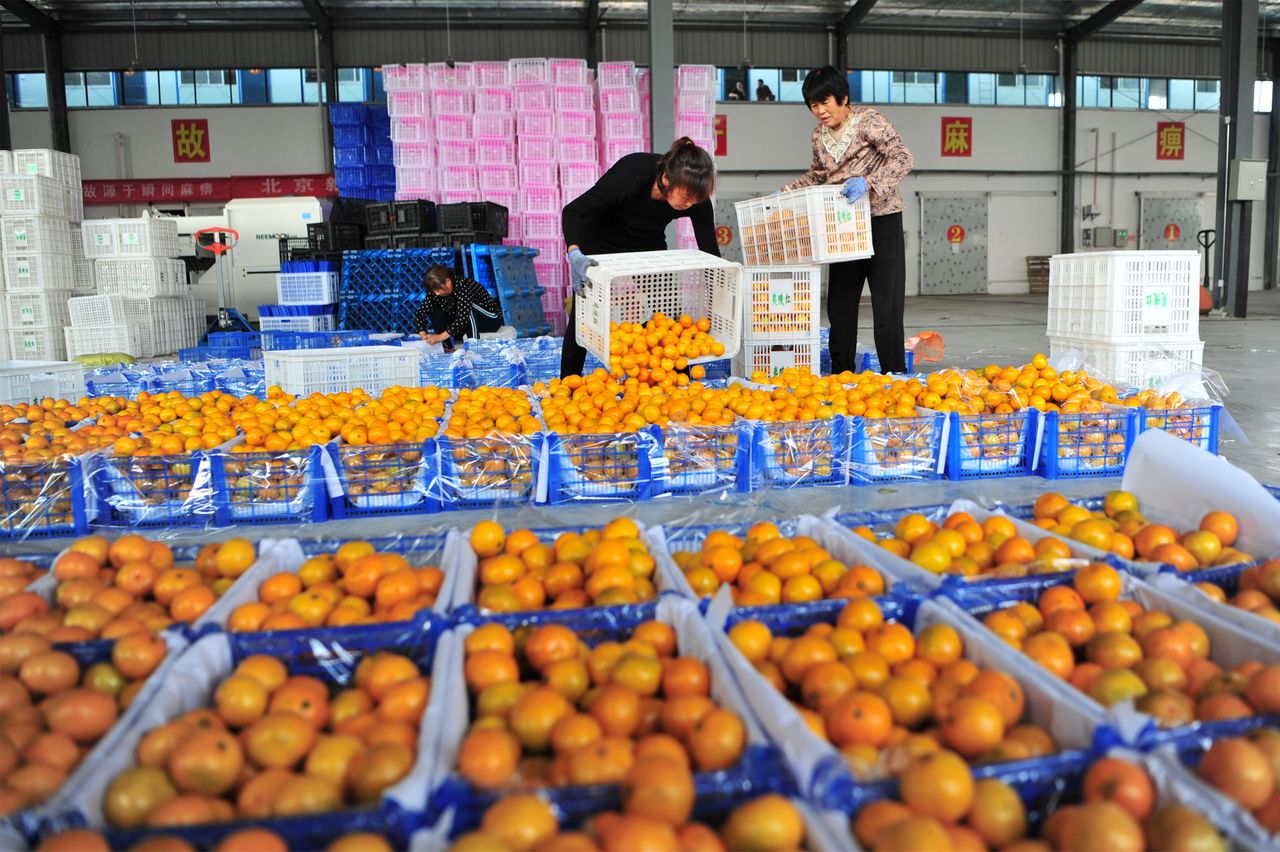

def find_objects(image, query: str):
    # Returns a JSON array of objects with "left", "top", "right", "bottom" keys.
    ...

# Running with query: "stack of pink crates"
[
  {"left": 596, "top": 61, "right": 646, "bottom": 173},
  {"left": 384, "top": 63, "right": 435, "bottom": 202},
  {"left": 674, "top": 65, "right": 718, "bottom": 249}
]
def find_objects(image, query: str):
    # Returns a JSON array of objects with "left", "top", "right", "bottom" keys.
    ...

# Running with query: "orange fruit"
[
  {"left": 457, "top": 727, "right": 520, "bottom": 789},
  {"left": 687, "top": 707, "right": 745, "bottom": 771},
  {"left": 899, "top": 749, "right": 975, "bottom": 822},
  {"left": 1200, "top": 511, "right": 1239, "bottom": 546},
  {"left": 470, "top": 521, "right": 506, "bottom": 558}
]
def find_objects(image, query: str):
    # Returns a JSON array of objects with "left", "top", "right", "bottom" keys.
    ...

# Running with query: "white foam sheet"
[
  {"left": 44, "top": 630, "right": 441, "bottom": 837},
  {"left": 1151, "top": 571, "right": 1280, "bottom": 651},
  {"left": 1122, "top": 428, "right": 1280, "bottom": 561}
]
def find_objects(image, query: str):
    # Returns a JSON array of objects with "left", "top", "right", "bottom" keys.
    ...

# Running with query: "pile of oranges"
[
  {"left": 874, "top": 510, "right": 1076, "bottom": 579},
  {"left": 729, "top": 598, "right": 1056, "bottom": 780},
  {"left": 978, "top": 565, "right": 1280, "bottom": 726},
  {"left": 604, "top": 313, "right": 725, "bottom": 387},
  {"left": 456, "top": 619, "right": 747, "bottom": 792},
  {"left": 1032, "top": 490, "right": 1252, "bottom": 569},
  {"left": 0, "top": 534, "right": 255, "bottom": 642},
  {"left": 227, "top": 541, "right": 443, "bottom": 632},
  {"left": 671, "top": 522, "right": 886, "bottom": 605},
  {"left": 1200, "top": 558, "right": 1280, "bottom": 625},
  {"left": 0, "top": 631, "right": 167, "bottom": 817},
  {"left": 455, "top": 792, "right": 805, "bottom": 851},
  {"left": 101, "top": 650, "right": 428, "bottom": 829},
  {"left": 1197, "top": 730, "right": 1280, "bottom": 832},
  {"left": 39, "top": 827, "right": 394, "bottom": 852},
  {"left": 468, "top": 519, "right": 656, "bottom": 613}
]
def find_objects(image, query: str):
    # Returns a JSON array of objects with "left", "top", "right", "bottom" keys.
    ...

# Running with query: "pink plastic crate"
[
  {"left": 562, "top": 183, "right": 591, "bottom": 204},
  {"left": 479, "top": 165, "right": 518, "bottom": 192},
  {"left": 553, "top": 85, "right": 594, "bottom": 113},
  {"left": 475, "top": 138, "right": 516, "bottom": 165},
  {"left": 473, "top": 62, "right": 510, "bottom": 87},
  {"left": 393, "top": 143, "right": 435, "bottom": 168},
  {"left": 390, "top": 118, "right": 430, "bottom": 144},
  {"left": 514, "top": 84, "right": 552, "bottom": 112},
  {"left": 556, "top": 111, "right": 596, "bottom": 137},
  {"left": 535, "top": 260, "right": 568, "bottom": 294},
  {"left": 441, "top": 190, "right": 480, "bottom": 205},
  {"left": 395, "top": 166, "right": 435, "bottom": 191},
  {"left": 677, "top": 65, "right": 716, "bottom": 91},
  {"left": 509, "top": 58, "right": 550, "bottom": 85},
  {"left": 441, "top": 167, "right": 479, "bottom": 193},
  {"left": 518, "top": 136, "right": 556, "bottom": 162},
  {"left": 436, "top": 114, "right": 471, "bottom": 141},
  {"left": 437, "top": 140, "right": 476, "bottom": 166},
  {"left": 601, "top": 112, "right": 644, "bottom": 139},
  {"left": 428, "top": 61, "right": 474, "bottom": 88},
  {"left": 520, "top": 187, "right": 561, "bottom": 215},
  {"left": 517, "top": 110, "right": 555, "bottom": 137},
  {"left": 677, "top": 89, "right": 716, "bottom": 116},
  {"left": 519, "top": 161, "right": 557, "bottom": 186},
  {"left": 396, "top": 188, "right": 437, "bottom": 203},
  {"left": 527, "top": 239, "right": 563, "bottom": 261},
  {"left": 430, "top": 88, "right": 472, "bottom": 116},
  {"left": 523, "top": 213, "right": 561, "bottom": 239},
  {"left": 603, "top": 136, "right": 645, "bottom": 166},
  {"left": 599, "top": 87, "right": 640, "bottom": 113},
  {"left": 597, "top": 62, "right": 636, "bottom": 89},
  {"left": 473, "top": 113, "right": 515, "bottom": 139},
  {"left": 474, "top": 86, "right": 514, "bottom": 113},
  {"left": 676, "top": 114, "right": 714, "bottom": 139},
  {"left": 387, "top": 90, "right": 426, "bottom": 118},
  {"left": 382, "top": 63, "right": 426, "bottom": 91},
  {"left": 506, "top": 215, "right": 523, "bottom": 241},
  {"left": 550, "top": 59, "right": 589, "bottom": 85},
  {"left": 486, "top": 190, "right": 518, "bottom": 213},
  {"left": 560, "top": 161, "right": 599, "bottom": 187},
  {"left": 556, "top": 137, "right": 597, "bottom": 163}
]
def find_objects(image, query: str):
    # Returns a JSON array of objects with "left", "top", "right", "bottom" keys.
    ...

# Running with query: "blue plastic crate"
[
  {"left": 214, "top": 370, "right": 267, "bottom": 398},
  {"left": 1140, "top": 403, "right": 1221, "bottom": 454},
  {"left": 339, "top": 249, "right": 458, "bottom": 335},
  {"left": 453, "top": 355, "right": 526, "bottom": 389},
  {"left": 1038, "top": 408, "right": 1139, "bottom": 479},
  {"left": 420, "top": 352, "right": 462, "bottom": 387},
  {"left": 327, "top": 440, "right": 440, "bottom": 519},
  {"left": 209, "top": 443, "right": 328, "bottom": 526},
  {"left": 368, "top": 164, "right": 396, "bottom": 187},
  {"left": 259, "top": 303, "right": 335, "bottom": 317},
  {"left": 0, "top": 455, "right": 91, "bottom": 540},
  {"left": 657, "top": 422, "right": 752, "bottom": 495},
  {"left": 85, "top": 373, "right": 151, "bottom": 399},
  {"left": 700, "top": 358, "right": 731, "bottom": 380},
  {"left": 335, "top": 164, "right": 367, "bottom": 187},
  {"left": 206, "top": 331, "right": 262, "bottom": 350},
  {"left": 260, "top": 329, "right": 373, "bottom": 351},
  {"left": 946, "top": 409, "right": 1038, "bottom": 480},
  {"left": 854, "top": 347, "right": 916, "bottom": 374},
  {"left": 848, "top": 410, "right": 948, "bottom": 484},
  {"left": 282, "top": 258, "right": 341, "bottom": 274},
  {"left": 333, "top": 145, "right": 368, "bottom": 166},
  {"left": 433, "top": 432, "right": 543, "bottom": 510},
  {"left": 370, "top": 145, "right": 395, "bottom": 166},
  {"left": 93, "top": 451, "right": 217, "bottom": 528},
  {"left": 329, "top": 103, "right": 368, "bottom": 126},
  {"left": 747, "top": 415, "right": 851, "bottom": 491},
  {"left": 332, "top": 125, "right": 367, "bottom": 148},
  {"left": 543, "top": 427, "right": 664, "bottom": 504}
]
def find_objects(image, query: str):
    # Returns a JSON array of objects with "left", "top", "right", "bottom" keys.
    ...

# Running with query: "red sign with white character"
[
  {"left": 81, "top": 174, "right": 338, "bottom": 205},
  {"left": 172, "top": 119, "right": 211, "bottom": 163},
  {"left": 1156, "top": 122, "right": 1185, "bottom": 161},
  {"left": 714, "top": 115, "right": 727, "bottom": 157},
  {"left": 947, "top": 225, "right": 966, "bottom": 244}
]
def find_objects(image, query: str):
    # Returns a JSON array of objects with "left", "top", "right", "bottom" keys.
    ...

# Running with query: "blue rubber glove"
[
  {"left": 567, "top": 247, "right": 598, "bottom": 294},
  {"left": 842, "top": 176, "right": 868, "bottom": 203}
]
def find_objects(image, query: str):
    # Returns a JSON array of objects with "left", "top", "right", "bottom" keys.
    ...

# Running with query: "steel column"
[
  {"left": 1214, "top": 0, "right": 1258, "bottom": 316},
  {"left": 1265, "top": 41, "right": 1280, "bottom": 290},
  {"left": 42, "top": 27, "right": 69, "bottom": 153},
  {"left": 648, "top": 0, "right": 674, "bottom": 148},
  {"left": 1060, "top": 36, "right": 1077, "bottom": 254}
]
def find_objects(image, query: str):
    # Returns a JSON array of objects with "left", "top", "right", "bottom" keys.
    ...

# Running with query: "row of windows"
[{"left": 4, "top": 66, "right": 1274, "bottom": 113}]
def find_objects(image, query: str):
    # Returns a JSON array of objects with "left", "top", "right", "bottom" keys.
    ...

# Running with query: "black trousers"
[
  {"left": 561, "top": 302, "right": 587, "bottom": 378},
  {"left": 827, "top": 211, "right": 906, "bottom": 374},
  {"left": 427, "top": 304, "right": 503, "bottom": 341}
]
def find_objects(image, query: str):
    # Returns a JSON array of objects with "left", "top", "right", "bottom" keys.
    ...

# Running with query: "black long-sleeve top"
[
  {"left": 412, "top": 275, "right": 502, "bottom": 340},
  {"left": 561, "top": 153, "right": 721, "bottom": 256}
]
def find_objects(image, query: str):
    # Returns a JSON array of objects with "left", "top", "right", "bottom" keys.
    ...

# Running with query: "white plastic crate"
[
  {"left": 743, "top": 266, "right": 823, "bottom": 340},
  {"left": 519, "top": 160, "right": 557, "bottom": 187},
  {"left": 437, "top": 140, "right": 476, "bottom": 167},
  {"left": 1047, "top": 250, "right": 1200, "bottom": 343},
  {"left": 522, "top": 213, "right": 561, "bottom": 239},
  {"left": 599, "top": 87, "right": 640, "bottom": 114},
  {"left": 2, "top": 175, "right": 69, "bottom": 218},
  {"left": 382, "top": 63, "right": 426, "bottom": 91},
  {"left": 1049, "top": 336, "right": 1205, "bottom": 390},
  {"left": 485, "top": 190, "right": 517, "bottom": 214},
  {"left": 68, "top": 293, "right": 129, "bottom": 326},
  {"left": 509, "top": 58, "right": 550, "bottom": 85},
  {"left": 602, "top": 137, "right": 644, "bottom": 168},
  {"left": 732, "top": 336, "right": 822, "bottom": 380},
  {"left": 277, "top": 271, "right": 338, "bottom": 305},
  {"left": 64, "top": 325, "right": 147, "bottom": 359},
  {"left": 390, "top": 118, "right": 430, "bottom": 144},
  {"left": 115, "top": 217, "right": 179, "bottom": 258},
  {"left": 556, "top": 111, "right": 596, "bottom": 138},
  {"left": 473, "top": 113, "right": 515, "bottom": 141},
  {"left": 393, "top": 143, "right": 435, "bottom": 169},
  {"left": 6, "top": 292, "right": 70, "bottom": 327},
  {"left": 259, "top": 312, "right": 337, "bottom": 332},
  {"left": 601, "top": 112, "right": 644, "bottom": 140},
  {"left": 441, "top": 167, "right": 479, "bottom": 193},
  {"left": 676, "top": 89, "right": 716, "bottom": 117},
  {"left": 519, "top": 186, "right": 560, "bottom": 215},
  {"left": 0, "top": 150, "right": 12, "bottom": 175},
  {"left": 436, "top": 114, "right": 471, "bottom": 141},
  {"left": 597, "top": 62, "right": 637, "bottom": 89},
  {"left": 517, "top": 110, "right": 555, "bottom": 137},
  {"left": 0, "top": 359, "right": 85, "bottom": 405},
  {"left": 559, "top": 161, "right": 599, "bottom": 188},
  {"left": 14, "top": 149, "right": 81, "bottom": 186},
  {"left": 478, "top": 166, "right": 518, "bottom": 193},
  {"left": 386, "top": 90, "right": 426, "bottom": 119},
  {"left": 557, "top": 138, "right": 597, "bottom": 164},
  {"left": 735, "top": 186, "right": 874, "bottom": 266},
  {"left": 514, "top": 84, "right": 552, "bottom": 112},
  {"left": 9, "top": 326, "right": 66, "bottom": 361},
  {"left": 553, "top": 85, "right": 594, "bottom": 113},
  {"left": 474, "top": 87, "right": 515, "bottom": 114},
  {"left": 473, "top": 62, "right": 510, "bottom": 87},
  {"left": 676, "top": 113, "right": 714, "bottom": 141},
  {"left": 518, "top": 136, "right": 556, "bottom": 162},
  {"left": 430, "top": 88, "right": 473, "bottom": 117},
  {"left": 428, "top": 61, "right": 474, "bottom": 88},
  {"left": 677, "top": 65, "right": 717, "bottom": 92},
  {"left": 475, "top": 138, "right": 516, "bottom": 166},
  {"left": 264, "top": 345, "right": 419, "bottom": 396},
  {"left": 3, "top": 217, "right": 72, "bottom": 256},
  {"left": 577, "top": 249, "right": 744, "bottom": 365},
  {"left": 4, "top": 254, "right": 75, "bottom": 292},
  {"left": 94, "top": 258, "right": 186, "bottom": 297},
  {"left": 550, "top": 59, "right": 588, "bottom": 85}
]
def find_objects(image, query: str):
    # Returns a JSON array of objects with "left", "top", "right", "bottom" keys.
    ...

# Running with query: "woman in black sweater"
[
  {"left": 413, "top": 264, "right": 503, "bottom": 346},
  {"left": 560, "top": 137, "right": 720, "bottom": 379}
]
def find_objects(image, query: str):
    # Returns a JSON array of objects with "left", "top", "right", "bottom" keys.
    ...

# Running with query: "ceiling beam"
[
  {"left": 1067, "top": 0, "right": 1144, "bottom": 43},
  {"left": 0, "top": 0, "right": 52, "bottom": 35},
  {"left": 299, "top": 0, "right": 330, "bottom": 34},
  {"left": 840, "top": 0, "right": 880, "bottom": 30}
]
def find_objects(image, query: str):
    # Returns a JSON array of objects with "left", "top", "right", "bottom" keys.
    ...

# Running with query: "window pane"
[
  {"left": 1168, "top": 79, "right": 1195, "bottom": 110},
  {"left": 1112, "top": 77, "right": 1142, "bottom": 109},
  {"left": 1256, "top": 80, "right": 1273, "bottom": 112},
  {"left": 338, "top": 67, "right": 366, "bottom": 102},
  {"left": 898, "top": 71, "right": 936, "bottom": 104},
  {"left": 940, "top": 72, "right": 967, "bottom": 104},
  {"left": 848, "top": 70, "right": 866, "bottom": 103},
  {"left": 1078, "top": 75, "right": 1107, "bottom": 108},
  {"left": 750, "top": 69, "right": 780, "bottom": 101},
  {"left": 1024, "top": 74, "right": 1052, "bottom": 107},
  {"left": 15, "top": 74, "right": 47, "bottom": 109},
  {"left": 195, "top": 70, "right": 231, "bottom": 105},
  {"left": 779, "top": 69, "right": 804, "bottom": 102},
  {"left": 1147, "top": 79, "right": 1168, "bottom": 110},
  {"left": 870, "top": 70, "right": 891, "bottom": 102},
  {"left": 238, "top": 69, "right": 268, "bottom": 104},
  {"left": 64, "top": 72, "right": 87, "bottom": 108},
  {"left": 967, "top": 73, "right": 995, "bottom": 105},
  {"left": 269, "top": 69, "right": 303, "bottom": 103},
  {"left": 1195, "top": 79, "right": 1220, "bottom": 110},
  {"left": 995, "top": 74, "right": 1024, "bottom": 105},
  {"left": 370, "top": 67, "right": 386, "bottom": 102}
]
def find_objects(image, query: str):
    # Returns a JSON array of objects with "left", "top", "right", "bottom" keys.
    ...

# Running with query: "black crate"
[
  {"left": 330, "top": 197, "right": 373, "bottom": 225},
  {"left": 365, "top": 203, "right": 394, "bottom": 236},
  {"left": 278, "top": 237, "right": 312, "bottom": 263},
  {"left": 364, "top": 235, "right": 393, "bottom": 250},
  {"left": 447, "top": 231, "right": 499, "bottom": 247},
  {"left": 309, "top": 222, "right": 365, "bottom": 252},
  {"left": 392, "top": 200, "right": 438, "bottom": 234},
  {"left": 438, "top": 202, "right": 508, "bottom": 238}
]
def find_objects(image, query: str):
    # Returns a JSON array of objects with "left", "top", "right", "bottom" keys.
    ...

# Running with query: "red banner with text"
[{"left": 81, "top": 174, "right": 338, "bottom": 206}]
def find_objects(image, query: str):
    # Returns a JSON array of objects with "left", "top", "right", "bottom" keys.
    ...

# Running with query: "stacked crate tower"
[
  {"left": 596, "top": 62, "right": 647, "bottom": 174},
  {"left": 1, "top": 149, "right": 90, "bottom": 361},
  {"left": 1047, "top": 250, "right": 1204, "bottom": 389},
  {"left": 331, "top": 103, "right": 394, "bottom": 202},
  {"left": 674, "top": 65, "right": 718, "bottom": 250}
]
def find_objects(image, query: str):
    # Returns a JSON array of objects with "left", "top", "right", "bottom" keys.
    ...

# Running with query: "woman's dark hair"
[
  {"left": 801, "top": 66, "right": 850, "bottom": 108},
  {"left": 424, "top": 264, "right": 453, "bottom": 293},
  {"left": 657, "top": 137, "right": 716, "bottom": 202}
]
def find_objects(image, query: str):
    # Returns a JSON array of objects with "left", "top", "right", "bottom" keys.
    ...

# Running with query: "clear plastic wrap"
[
  {"left": 327, "top": 438, "right": 438, "bottom": 520},
  {"left": 656, "top": 421, "right": 752, "bottom": 496},
  {"left": 539, "top": 427, "right": 666, "bottom": 504},
  {"left": 748, "top": 415, "right": 851, "bottom": 491},
  {"left": 849, "top": 410, "right": 948, "bottom": 484},
  {"left": 208, "top": 438, "right": 329, "bottom": 526},
  {"left": 0, "top": 451, "right": 93, "bottom": 540}
]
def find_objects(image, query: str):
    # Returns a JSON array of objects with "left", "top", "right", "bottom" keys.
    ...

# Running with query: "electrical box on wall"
[
  {"left": 1092, "top": 227, "right": 1114, "bottom": 248},
  {"left": 1113, "top": 229, "right": 1129, "bottom": 248},
  {"left": 1228, "top": 159, "right": 1267, "bottom": 201}
]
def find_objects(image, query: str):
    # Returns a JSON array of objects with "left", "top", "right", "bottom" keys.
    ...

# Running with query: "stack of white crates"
[
  {"left": 1, "top": 149, "right": 85, "bottom": 361},
  {"left": 674, "top": 65, "right": 718, "bottom": 250},
  {"left": 72, "top": 214, "right": 190, "bottom": 358},
  {"left": 1047, "top": 250, "right": 1203, "bottom": 389}
]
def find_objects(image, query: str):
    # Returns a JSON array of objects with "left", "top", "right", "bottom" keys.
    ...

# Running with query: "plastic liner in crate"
[
  {"left": 93, "top": 449, "right": 218, "bottom": 528},
  {"left": 657, "top": 421, "right": 752, "bottom": 495},
  {"left": 420, "top": 351, "right": 462, "bottom": 387},
  {"left": 1038, "top": 407, "right": 1139, "bottom": 479},
  {"left": 848, "top": 409, "right": 949, "bottom": 484},
  {"left": 539, "top": 426, "right": 664, "bottom": 504},
  {"left": 213, "top": 365, "right": 267, "bottom": 398},
  {"left": 33, "top": 623, "right": 443, "bottom": 851},
  {"left": 430, "top": 431, "right": 544, "bottom": 510},
  {"left": 85, "top": 368, "right": 150, "bottom": 399},
  {"left": 327, "top": 438, "right": 440, "bottom": 519},
  {"left": 425, "top": 596, "right": 790, "bottom": 833},
  {"left": 208, "top": 440, "right": 329, "bottom": 525},
  {"left": 438, "top": 201, "right": 508, "bottom": 236},
  {"left": 747, "top": 415, "right": 851, "bottom": 491},
  {"left": 260, "top": 328, "right": 373, "bottom": 351},
  {"left": 0, "top": 453, "right": 91, "bottom": 540},
  {"left": 452, "top": 351, "right": 526, "bottom": 389},
  {"left": 1140, "top": 402, "right": 1222, "bottom": 454},
  {"left": 946, "top": 408, "right": 1041, "bottom": 480}
]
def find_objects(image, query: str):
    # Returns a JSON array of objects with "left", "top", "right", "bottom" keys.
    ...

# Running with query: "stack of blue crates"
[
  {"left": 330, "top": 104, "right": 395, "bottom": 202},
  {"left": 338, "top": 248, "right": 458, "bottom": 335},
  {"left": 464, "top": 245, "right": 551, "bottom": 337}
]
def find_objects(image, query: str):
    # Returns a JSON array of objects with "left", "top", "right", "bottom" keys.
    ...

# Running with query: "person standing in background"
[
  {"left": 727, "top": 81, "right": 748, "bottom": 101},
  {"left": 755, "top": 80, "right": 775, "bottom": 101},
  {"left": 787, "top": 66, "right": 913, "bottom": 374}
]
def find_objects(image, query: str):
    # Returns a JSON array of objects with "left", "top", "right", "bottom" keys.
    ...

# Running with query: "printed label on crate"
[
  {"left": 1142, "top": 290, "right": 1172, "bottom": 327},
  {"left": 15, "top": 262, "right": 30, "bottom": 278},
  {"left": 23, "top": 163, "right": 38, "bottom": 176},
  {"left": 767, "top": 280, "right": 795, "bottom": 312},
  {"left": 21, "top": 337, "right": 36, "bottom": 350},
  {"left": 19, "top": 306, "right": 34, "bottom": 322},
  {"left": 123, "top": 233, "right": 140, "bottom": 246},
  {"left": 12, "top": 230, "right": 27, "bottom": 246},
  {"left": 7, "top": 188, "right": 24, "bottom": 203},
  {"left": 93, "top": 232, "right": 110, "bottom": 246},
  {"left": 769, "top": 350, "right": 797, "bottom": 376}
]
